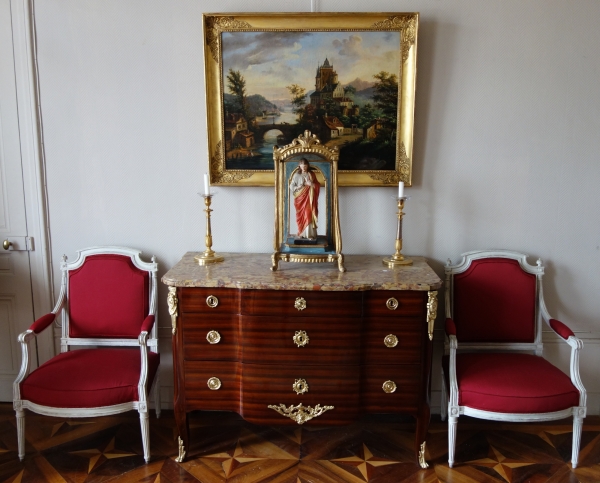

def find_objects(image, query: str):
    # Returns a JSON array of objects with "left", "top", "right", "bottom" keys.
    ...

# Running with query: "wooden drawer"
[
  {"left": 181, "top": 313, "right": 240, "bottom": 361},
  {"left": 242, "top": 289, "right": 362, "bottom": 318},
  {"left": 179, "top": 287, "right": 239, "bottom": 314},
  {"left": 363, "top": 291, "right": 425, "bottom": 318},
  {"left": 361, "top": 365, "right": 421, "bottom": 412},
  {"left": 184, "top": 361, "right": 241, "bottom": 412},
  {"left": 363, "top": 317, "right": 423, "bottom": 365},
  {"left": 241, "top": 315, "right": 361, "bottom": 365},
  {"left": 241, "top": 363, "right": 360, "bottom": 425}
]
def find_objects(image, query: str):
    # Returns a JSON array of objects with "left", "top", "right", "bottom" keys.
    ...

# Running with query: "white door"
[{"left": 0, "top": 0, "right": 39, "bottom": 400}]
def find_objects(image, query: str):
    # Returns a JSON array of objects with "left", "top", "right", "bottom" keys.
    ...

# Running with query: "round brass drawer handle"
[
  {"left": 384, "top": 334, "right": 398, "bottom": 348},
  {"left": 293, "top": 330, "right": 309, "bottom": 347},
  {"left": 382, "top": 380, "right": 397, "bottom": 394},
  {"left": 294, "top": 297, "right": 307, "bottom": 311},
  {"left": 386, "top": 297, "right": 399, "bottom": 310},
  {"left": 207, "top": 377, "right": 221, "bottom": 390},
  {"left": 206, "top": 330, "right": 221, "bottom": 344},
  {"left": 293, "top": 378, "right": 309, "bottom": 395},
  {"left": 206, "top": 295, "right": 219, "bottom": 308}
]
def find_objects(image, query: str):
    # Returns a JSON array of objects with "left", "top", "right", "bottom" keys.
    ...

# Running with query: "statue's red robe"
[{"left": 294, "top": 171, "right": 320, "bottom": 237}]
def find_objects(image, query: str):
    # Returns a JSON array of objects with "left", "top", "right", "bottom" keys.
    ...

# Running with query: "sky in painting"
[{"left": 221, "top": 31, "right": 401, "bottom": 101}]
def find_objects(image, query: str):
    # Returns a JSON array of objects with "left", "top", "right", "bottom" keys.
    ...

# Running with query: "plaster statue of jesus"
[{"left": 290, "top": 158, "right": 320, "bottom": 239}]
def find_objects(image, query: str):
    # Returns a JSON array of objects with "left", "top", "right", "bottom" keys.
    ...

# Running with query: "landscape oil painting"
[{"left": 204, "top": 13, "right": 418, "bottom": 186}]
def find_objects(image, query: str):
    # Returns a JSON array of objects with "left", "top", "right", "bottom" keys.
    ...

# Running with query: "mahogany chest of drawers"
[{"left": 163, "top": 253, "right": 442, "bottom": 467}]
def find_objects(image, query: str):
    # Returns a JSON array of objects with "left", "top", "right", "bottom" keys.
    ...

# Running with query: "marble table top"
[{"left": 162, "top": 253, "right": 442, "bottom": 291}]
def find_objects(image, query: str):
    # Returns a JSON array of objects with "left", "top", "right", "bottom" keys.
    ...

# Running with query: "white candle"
[
  {"left": 398, "top": 181, "right": 404, "bottom": 198},
  {"left": 204, "top": 173, "right": 210, "bottom": 196}
]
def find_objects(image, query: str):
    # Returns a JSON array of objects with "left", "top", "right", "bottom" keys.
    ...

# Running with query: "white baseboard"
[{"left": 159, "top": 387, "right": 174, "bottom": 409}]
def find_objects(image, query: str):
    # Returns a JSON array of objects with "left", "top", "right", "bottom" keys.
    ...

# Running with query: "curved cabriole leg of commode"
[
  {"left": 415, "top": 405, "right": 431, "bottom": 468},
  {"left": 448, "top": 415, "right": 458, "bottom": 468},
  {"left": 173, "top": 406, "right": 189, "bottom": 463},
  {"left": 16, "top": 408, "right": 25, "bottom": 461}
]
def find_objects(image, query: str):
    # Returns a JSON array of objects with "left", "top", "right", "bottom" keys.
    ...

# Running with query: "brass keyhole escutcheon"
[
  {"left": 206, "top": 330, "right": 221, "bottom": 344},
  {"left": 207, "top": 377, "right": 222, "bottom": 390},
  {"left": 293, "top": 378, "right": 309, "bottom": 395},
  {"left": 293, "top": 330, "right": 309, "bottom": 347},
  {"left": 384, "top": 334, "right": 398, "bottom": 348},
  {"left": 206, "top": 295, "right": 219, "bottom": 308},
  {"left": 382, "top": 380, "right": 397, "bottom": 393},
  {"left": 294, "top": 297, "right": 307, "bottom": 311},
  {"left": 386, "top": 297, "right": 399, "bottom": 310}
]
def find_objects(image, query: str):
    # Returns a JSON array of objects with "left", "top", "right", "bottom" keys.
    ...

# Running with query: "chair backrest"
[
  {"left": 445, "top": 250, "right": 543, "bottom": 351},
  {"left": 59, "top": 247, "right": 157, "bottom": 348}
]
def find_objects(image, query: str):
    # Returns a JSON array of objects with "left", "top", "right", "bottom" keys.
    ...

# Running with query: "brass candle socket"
[
  {"left": 383, "top": 197, "right": 413, "bottom": 267},
  {"left": 194, "top": 194, "right": 224, "bottom": 265}
]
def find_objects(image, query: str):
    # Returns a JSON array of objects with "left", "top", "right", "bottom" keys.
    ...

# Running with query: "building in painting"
[
  {"left": 224, "top": 113, "right": 255, "bottom": 150},
  {"left": 322, "top": 116, "right": 345, "bottom": 139},
  {"left": 314, "top": 115, "right": 348, "bottom": 143},
  {"left": 309, "top": 58, "right": 359, "bottom": 117},
  {"left": 364, "top": 118, "right": 385, "bottom": 140}
]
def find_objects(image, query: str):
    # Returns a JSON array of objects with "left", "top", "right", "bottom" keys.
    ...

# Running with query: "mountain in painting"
[{"left": 223, "top": 93, "right": 279, "bottom": 119}]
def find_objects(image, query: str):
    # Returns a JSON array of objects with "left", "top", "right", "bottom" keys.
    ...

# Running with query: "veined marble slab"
[{"left": 162, "top": 253, "right": 442, "bottom": 291}]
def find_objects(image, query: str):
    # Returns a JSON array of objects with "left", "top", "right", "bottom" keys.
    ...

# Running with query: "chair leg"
[
  {"left": 572, "top": 415, "right": 583, "bottom": 468},
  {"left": 448, "top": 416, "right": 458, "bottom": 468},
  {"left": 139, "top": 411, "right": 150, "bottom": 463},
  {"left": 154, "top": 372, "right": 161, "bottom": 419},
  {"left": 16, "top": 409, "right": 25, "bottom": 461},
  {"left": 440, "top": 369, "right": 447, "bottom": 422}
]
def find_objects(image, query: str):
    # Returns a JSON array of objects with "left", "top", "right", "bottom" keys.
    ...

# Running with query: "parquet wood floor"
[{"left": 1, "top": 404, "right": 599, "bottom": 482}]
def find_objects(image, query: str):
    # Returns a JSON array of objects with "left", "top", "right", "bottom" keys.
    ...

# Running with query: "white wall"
[{"left": 33, "top": 0, "right": 600, "bottom": 413}]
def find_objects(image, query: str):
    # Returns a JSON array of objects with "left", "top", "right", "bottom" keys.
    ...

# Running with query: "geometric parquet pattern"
[{"left": 1, "top": 404, "right": 600, "bottom": 482}]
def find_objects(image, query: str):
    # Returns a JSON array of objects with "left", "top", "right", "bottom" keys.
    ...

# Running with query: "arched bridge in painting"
[{"left": 254, "top": 123, "right": 298, "bottom": 141}]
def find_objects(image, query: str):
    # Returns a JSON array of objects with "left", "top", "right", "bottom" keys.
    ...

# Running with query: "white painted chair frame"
[
  {"left": 13, "top": 246, "right": 160, "bottom": 463},
  {"left": 440, "top": 250, "right": 586, "bottom": 468}
]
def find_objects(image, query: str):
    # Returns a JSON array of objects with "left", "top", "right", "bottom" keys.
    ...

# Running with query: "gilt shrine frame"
[
  {"left": 271, "top": 131, "right": 344, "bottom": 272},
  {"left": 203, "top": 12, "right": 418, "bottom": 187}
]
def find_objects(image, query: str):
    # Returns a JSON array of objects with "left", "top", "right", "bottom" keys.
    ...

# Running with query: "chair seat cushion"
[
  {"left": 20, "top": 348, "right": 160, "bottom": 408},
  {"left": 442, "top": 353, "right": 580, "bottom": 414}
]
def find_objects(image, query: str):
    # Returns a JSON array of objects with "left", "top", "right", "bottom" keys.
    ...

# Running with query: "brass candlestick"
[
  {"left": 194, "top": 194, "right": 224, "bottom": 265},
  {"left": 383, "top": 197, "right": 413, "bottom": 267}
]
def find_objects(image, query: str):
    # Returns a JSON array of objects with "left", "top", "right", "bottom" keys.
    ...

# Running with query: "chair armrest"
[
  {"left": 564, "top": 333, "right": 587, "bottom": 409},
  {"left": 549, "top": 318, "right": 575, "bottom": 340},
  {"left": 137, "top": 320, "right": 154, "bottom": 408},
  {"left": 27, "top": 286, "right": 66, "bottom": 335},
  {"left": 29, "top": 313, "right": 56, "bottom": 334},
  {"left": 140, "top": 315, "right": 155, "bottom": 334},
  {"left": 13, "top": 329, "right": 37, "bottom": 401},
  {"left": 445, "top": 318, "right": 457, "bottom": 337}
]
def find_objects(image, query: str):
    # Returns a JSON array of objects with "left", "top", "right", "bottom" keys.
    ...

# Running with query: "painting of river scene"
[{"left": 221, "top": 30, "right": 401, "bottom": 171}]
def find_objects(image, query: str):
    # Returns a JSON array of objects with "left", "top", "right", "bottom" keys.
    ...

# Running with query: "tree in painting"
[{"left": 226, "top": 69, "right": 247, "bottom": 119}]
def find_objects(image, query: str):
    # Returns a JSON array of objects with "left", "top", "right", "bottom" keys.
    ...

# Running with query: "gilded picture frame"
[{"left": 204, "top": 12, "right": 418, "bottom": 187}]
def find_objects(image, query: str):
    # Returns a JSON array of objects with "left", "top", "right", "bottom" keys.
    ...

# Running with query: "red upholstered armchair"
[
  {"left": 13, "top": 247, "right": 160, "bottom": 462},
  {"left": 441, "top": 250, "right": 586, "bottom": 468}
]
